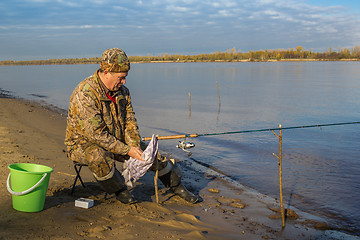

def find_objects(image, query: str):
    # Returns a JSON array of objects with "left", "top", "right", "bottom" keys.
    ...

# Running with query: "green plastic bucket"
[{"left": 7, "top": 163, "right": 53, "bottom": 212}]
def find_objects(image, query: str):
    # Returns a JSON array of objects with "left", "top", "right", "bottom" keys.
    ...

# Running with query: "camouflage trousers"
[{"left": 69, "top": 142, "right": 171, "bottom": 178}]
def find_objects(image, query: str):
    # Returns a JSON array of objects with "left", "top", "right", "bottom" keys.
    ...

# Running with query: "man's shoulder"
[{"left": 76, "top": 74, "right": 100, "bottom": 93}]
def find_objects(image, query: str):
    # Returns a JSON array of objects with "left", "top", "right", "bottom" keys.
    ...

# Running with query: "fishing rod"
[
  {"left": 142, "top": 121, "right": 360, "bottom": 155},
  {"left": 142, "top": 121, "right": 360, "bottom": 141}
]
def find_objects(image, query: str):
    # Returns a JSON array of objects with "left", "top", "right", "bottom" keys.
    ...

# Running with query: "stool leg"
[
  {"left": 76, "top": 165, "right": 86, "bottom": 188},
  {"left": 70, "top": 164, "right": 86, "bottom": 195}
]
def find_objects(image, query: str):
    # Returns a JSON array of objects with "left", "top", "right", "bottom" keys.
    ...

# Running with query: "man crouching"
[{"left": 65, "top": 48, "right": 197, "bottom": 204}]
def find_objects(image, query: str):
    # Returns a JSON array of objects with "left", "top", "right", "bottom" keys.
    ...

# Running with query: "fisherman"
[{"left": 65, "top": 48, "right": 197, "bottom": 204}]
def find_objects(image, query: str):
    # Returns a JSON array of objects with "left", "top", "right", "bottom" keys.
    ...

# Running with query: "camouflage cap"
[{"left": 100, "top": 48, "right": 130, "bottom": 72}]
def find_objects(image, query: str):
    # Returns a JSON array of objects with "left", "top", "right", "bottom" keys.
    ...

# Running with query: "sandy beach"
[{"left": 0, "top": 95, "right": 357, "bottom": 239}]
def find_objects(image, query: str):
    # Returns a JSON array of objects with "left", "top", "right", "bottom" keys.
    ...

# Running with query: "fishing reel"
[{"left": 176, "top": 139, "right": 195, "bottom": 156}]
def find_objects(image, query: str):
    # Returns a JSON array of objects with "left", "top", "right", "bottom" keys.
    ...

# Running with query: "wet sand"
[{"left": 0, "top": 96, "right": 356, "bottom": 239}]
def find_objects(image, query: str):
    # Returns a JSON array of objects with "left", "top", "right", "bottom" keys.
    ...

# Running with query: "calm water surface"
[{"left": 1, "top": 62, "right": 360, "bottom": 235}]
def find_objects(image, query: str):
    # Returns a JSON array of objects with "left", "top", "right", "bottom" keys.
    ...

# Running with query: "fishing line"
[{"left": 195, "top": 121, "right": 360, "bottom": 137}]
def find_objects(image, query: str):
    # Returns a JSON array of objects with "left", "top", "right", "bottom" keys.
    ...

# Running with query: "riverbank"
[
  {"left": 0, "top": 58, "right": 359, "bottom": 66},
  {"left": 0, "top": 96, "right": 358, "bottom": 239}
]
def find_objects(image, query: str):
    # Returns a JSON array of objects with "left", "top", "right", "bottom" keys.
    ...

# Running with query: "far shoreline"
[
  {"left": 143, "top": 58, "right": 360, "bottom": 63},
  {"left": 0, "top": 58, "right": 359, "bottom": 66}
]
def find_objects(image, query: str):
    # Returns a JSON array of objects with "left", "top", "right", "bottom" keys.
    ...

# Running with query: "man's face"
[{"left": 107, "top": 72, "right": 128, "bottom": 91}]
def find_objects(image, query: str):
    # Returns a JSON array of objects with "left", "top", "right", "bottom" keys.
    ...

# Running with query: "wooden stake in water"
[
  {"left": 272, "top": 124, "right": 285, "bottom": 228},
  {"left": 216, "top": 81, "right": 221, "bottom": 108},
  {"left": 188, "top": 92, "right": 192, "bottom": 119},
  {"left": 189, "top": 92, "right": 191, "bottom": 111}
]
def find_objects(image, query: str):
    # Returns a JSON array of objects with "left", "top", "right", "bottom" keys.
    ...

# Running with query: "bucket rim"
[{"left": 8, "top": 163, "right": 53, "bottom": 174}]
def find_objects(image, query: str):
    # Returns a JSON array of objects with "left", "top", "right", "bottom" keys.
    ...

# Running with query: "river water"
[{"left": 1, "top": 62, "right": 360, "bottom": 235}]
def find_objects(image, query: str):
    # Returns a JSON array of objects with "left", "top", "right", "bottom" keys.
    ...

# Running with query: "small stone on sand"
[
  {"left": 230, "top": 202, "right": 246, "bottom": 209},
  {"left": 208, "top": 188, "right": 220, "bottom": 193}
]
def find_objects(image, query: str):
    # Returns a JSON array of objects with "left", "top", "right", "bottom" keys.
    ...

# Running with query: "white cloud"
[
  {"left": 0, "top": 24, "right": 116, "bottom": 30},
  {"left": 166, "top": 5, "right": 190, "bottom": 12},
  {"left": 211, "top": 2, "right": 220, "bottom": 8},
  {"left": 315, "top": 25, "right": 338, "bottom": 34},
  {"left": 55, "top": 0, "right": 79, "bottom": 7},
  {"left": 24, "top": 0, "right": 50, "bottom": 2},
  {"left": 218, "top": 9, "right": 233, "bottom": 17},
  {"left": 113, "top": 6, "right": 129, "bottom": 11}
]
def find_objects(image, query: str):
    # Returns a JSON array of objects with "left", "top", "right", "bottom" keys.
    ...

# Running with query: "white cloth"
[{"left": 122, "top": 134, "right": 158, "bottom": 187}]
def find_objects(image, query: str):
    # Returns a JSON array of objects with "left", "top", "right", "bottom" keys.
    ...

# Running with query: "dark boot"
[
  {"left": 159, "top": 163, "right": 198, "bottom": 204},
  {"left": 95, "top": 168, "right": 136, "bottom": 204},
  {"left": 115, "top": 188, "right": 136, "bottom": 204}
]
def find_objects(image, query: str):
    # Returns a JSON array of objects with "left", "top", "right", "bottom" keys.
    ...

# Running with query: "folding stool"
[{"left": 70, "top": 161, "right": 88, "bottom": 195}]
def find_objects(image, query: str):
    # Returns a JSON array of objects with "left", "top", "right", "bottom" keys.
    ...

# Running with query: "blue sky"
[{"left": 0, "top": 0, "right": 359, "bottom": 60}]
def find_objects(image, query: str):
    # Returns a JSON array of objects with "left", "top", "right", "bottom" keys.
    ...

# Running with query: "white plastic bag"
[{"left": 122, "top": 134, "right": 158, "bottom": 187}]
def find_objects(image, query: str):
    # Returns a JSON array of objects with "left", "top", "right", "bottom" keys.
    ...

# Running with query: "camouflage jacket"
[{"left": 65, "top": 70, "right": 140, "bottom": 162}]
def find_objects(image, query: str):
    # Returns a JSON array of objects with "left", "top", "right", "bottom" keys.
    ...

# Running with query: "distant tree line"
[
  {"left": 0, "top": 57, "right": 99, "bottom": 66},
  {"left": 1, "top": 46, "right": 359, "bottom": 65}
]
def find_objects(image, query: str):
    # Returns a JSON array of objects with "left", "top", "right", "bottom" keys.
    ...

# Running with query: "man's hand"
[{"left": 128, "top": 147, "right": 144, "bottom": 161}]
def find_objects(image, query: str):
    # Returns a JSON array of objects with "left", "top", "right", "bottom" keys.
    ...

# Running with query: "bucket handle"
[{"left": 7, "top": 173, "right": 48, "bottom": 196}]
